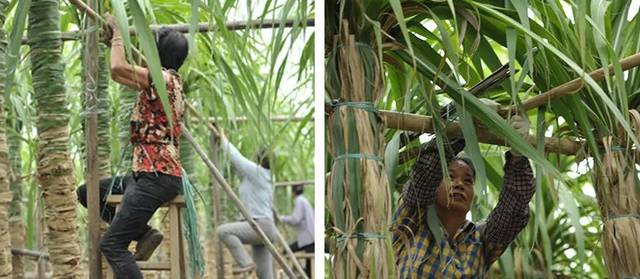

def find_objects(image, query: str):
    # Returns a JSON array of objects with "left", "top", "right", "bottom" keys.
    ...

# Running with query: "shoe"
[
  {"left": 134, "top": 228, "right": 163, "bottom": 261},
  {"left": 233, "top": 263, "right": 257, "bottom": 273}
]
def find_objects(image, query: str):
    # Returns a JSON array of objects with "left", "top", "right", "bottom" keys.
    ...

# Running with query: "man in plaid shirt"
[{"left": 392, "top": 113, "right": 535, "bottom": 278}]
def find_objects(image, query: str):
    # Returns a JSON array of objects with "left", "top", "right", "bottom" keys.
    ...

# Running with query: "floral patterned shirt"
[{"left": 130, "top": 69, "right": 184, "bottom": 177}]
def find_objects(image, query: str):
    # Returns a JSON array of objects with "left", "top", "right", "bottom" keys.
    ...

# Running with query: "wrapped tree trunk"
[
  {"left": 594, "top": 133, "right": 640, "bottom": 279},
  {"left": 326, "top": 21, "right": 394, "bottom": 278},
  {"left": 28, "top": 0, "right": 82, "bottom": 276},
  {"left": 0, "top": 0, "right": 14, "bottom": 276}
]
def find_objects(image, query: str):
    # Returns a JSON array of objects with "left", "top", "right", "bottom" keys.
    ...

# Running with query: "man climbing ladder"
[{"left": 85, "top": 13, "right": 188, "bottom": 278}]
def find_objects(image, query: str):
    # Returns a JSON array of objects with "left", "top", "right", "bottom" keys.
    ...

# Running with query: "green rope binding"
[{"left": 181, "top": 169, "right": 205, "bottom": 277}]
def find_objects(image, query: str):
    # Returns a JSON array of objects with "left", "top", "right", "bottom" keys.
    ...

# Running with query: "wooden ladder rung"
[{"left": 137, "top": 261, "right": 171, "bottom": 270}]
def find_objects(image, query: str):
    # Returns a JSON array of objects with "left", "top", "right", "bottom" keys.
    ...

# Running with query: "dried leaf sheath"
[
  {"left": 594, "top": 112, "right": 640, "bottom": 279},
  {"left": 327, "top": 21, "right": 394, "bottom": 278},
  {"left": 28, "top": 0, "right": 82, "bottom": 277}
]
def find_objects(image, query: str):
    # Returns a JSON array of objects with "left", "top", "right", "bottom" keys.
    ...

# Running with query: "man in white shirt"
[
  {"left": 281, "top": 184, "right": 315, "bottom": 277},
  {"left": 215, "top": 130, "right": 277, "bottom": 279}
]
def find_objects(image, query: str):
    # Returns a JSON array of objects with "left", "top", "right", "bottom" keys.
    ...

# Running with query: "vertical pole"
[
  {"left": 209, "top": 135, "right": 224, "bottom": 279},
  {"left": 84, "top": 0, "right": 101, "bottom": 277}
]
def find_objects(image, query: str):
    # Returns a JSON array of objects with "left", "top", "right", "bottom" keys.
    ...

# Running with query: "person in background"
[
  {"left": 215, "top": 129, "right": 277, "bottom": 279},
  {"left": 280, "top": 184, "right": 315, "bottom": 278}
]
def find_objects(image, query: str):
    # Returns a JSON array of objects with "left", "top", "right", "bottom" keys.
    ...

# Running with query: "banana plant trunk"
[
  {"left": 28, "top": 0, "right": 82, "bottom": 277},
  {"left": 326, "top": 21, "right": 394, "bottom": 278},
  {"left": 0, "top": 0, "right": 14, "bottom": 277},
  {"left": 594, "top": 134, "right": 640, "bottom": 279}
]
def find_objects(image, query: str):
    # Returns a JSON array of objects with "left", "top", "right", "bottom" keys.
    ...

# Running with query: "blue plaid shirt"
[{"left": 392, "top": 140, "right": 535, "bottom": 278}]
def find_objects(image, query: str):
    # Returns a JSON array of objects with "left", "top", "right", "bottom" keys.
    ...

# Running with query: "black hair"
[
  {"left": 156, "top": 27, "right": 188, "bottom": 71},
  {"left": 257, "top": 148, "right": 270, "bottom": 170},
  {"left": 451, "top": 156, "right": 476, "bottom": 181},
  {"left": 292, "top": 184, "right": 304, "bottom": 196}
]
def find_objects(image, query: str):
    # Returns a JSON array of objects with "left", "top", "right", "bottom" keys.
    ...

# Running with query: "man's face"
[{"left": 435, "top": 160, "right": 475, "bottom": 214}]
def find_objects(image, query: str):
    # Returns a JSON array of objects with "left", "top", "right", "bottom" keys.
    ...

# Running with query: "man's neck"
[{"left": 435, "top": 206, "right": 467, "bottom": 238}]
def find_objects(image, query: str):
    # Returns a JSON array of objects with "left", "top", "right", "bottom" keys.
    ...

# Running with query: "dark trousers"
[
  {"left": 77, "top": 175, "right": 154, "bottom": 239},
  {"left": 80, "top": 172, "right": 180, "bottom": 279},
  {"left": 289, "top": 242, "right": 314, "bottom": 278}
]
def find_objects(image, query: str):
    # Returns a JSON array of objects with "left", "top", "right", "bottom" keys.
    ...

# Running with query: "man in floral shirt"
[{"left": 98, "top": 14, "right": 188, "bottom": 279}]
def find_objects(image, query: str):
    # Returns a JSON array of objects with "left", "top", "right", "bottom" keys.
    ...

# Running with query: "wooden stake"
[{"left": 181, "top": 124, "right": 296, "bottom": 279}]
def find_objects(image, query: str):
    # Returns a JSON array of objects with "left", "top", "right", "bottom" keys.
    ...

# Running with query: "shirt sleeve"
[
  {"left": 221, "top": 138, "right": 263, "bottom": 179},
  {"left": 481, "top": 151, "right": 535, "bottom": 267},
  {"left": 282, "top": 197, "right": 305, "bottom": 225}
]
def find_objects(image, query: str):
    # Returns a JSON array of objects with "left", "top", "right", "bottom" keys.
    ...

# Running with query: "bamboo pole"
[
  {"left": 502, "top": 52, "right": 640, "bottom": 114},
  {"left": 208, "top": 135, "right": 225, "bottom": 279},
  {"left": 381, "top": 109, "right": 582, "bottom": 155},
  {"left": 274, "top": 180, "right": 314, "bottom": 187},
  {"left": 11, "top": 248, "right": 49, "bottom": 261},
  {"left": 181, "top": 124, "right": 296, "bottom": 279},
  {"left": 83, "top": 0, "right": 102, "bottom": 277},
  {"left": 272, "top": 211, "right": 309, "bottom": 279},
  {"left": 20, "top": 18, "right": 314, "bottom": 44},
  {"left": 191, "top": 115, "right": 312, "bottom": 123}
]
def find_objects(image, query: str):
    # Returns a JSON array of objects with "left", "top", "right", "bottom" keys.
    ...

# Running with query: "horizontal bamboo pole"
[
  {"left": 11, "top": 248, "right": 49, "bottom": 261},
  {"left": 20, "top": 18, "right": 314, "bottom": 44},
  {"left": 274, "top": 180, "right": 314, "bottom": 187},
  {"left": 191, "top": 115, "right": 312, "bottom": 123},
  {"left": 181, "top": 124, "right": 296, "bottom": 278},
  {"left": 502, "top": 52, "right": 640, "bottom": 114},
  {"left": 381, "top": 110, "right": 583, "bottom": 155}
]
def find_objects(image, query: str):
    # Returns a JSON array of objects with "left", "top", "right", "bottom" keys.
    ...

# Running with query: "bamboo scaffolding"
[{"left": 181, "top": 124, "right": 296, "bottom": 278}]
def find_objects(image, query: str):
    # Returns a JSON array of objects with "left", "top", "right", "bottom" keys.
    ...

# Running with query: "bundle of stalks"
[
  {"left": 326, "top": 20, "right": 393, "bottom": 278},
  {"left": 594, "top": 110, "right": 640, "bottom": 278}
]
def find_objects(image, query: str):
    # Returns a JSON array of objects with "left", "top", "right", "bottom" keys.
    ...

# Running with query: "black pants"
[
  {"left": 289, "top": 242, "right": 314, "bottom": 278},
  {"left": 77, "top": 175, "right": 154, "bottom": 240},
  {"left": 80, "top": 172, "right": 180, "bottom": 279}
]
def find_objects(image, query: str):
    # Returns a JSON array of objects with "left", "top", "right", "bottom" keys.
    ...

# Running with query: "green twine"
[{"left": 181, "top": 170, "right": 205, "bottom": 277}]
